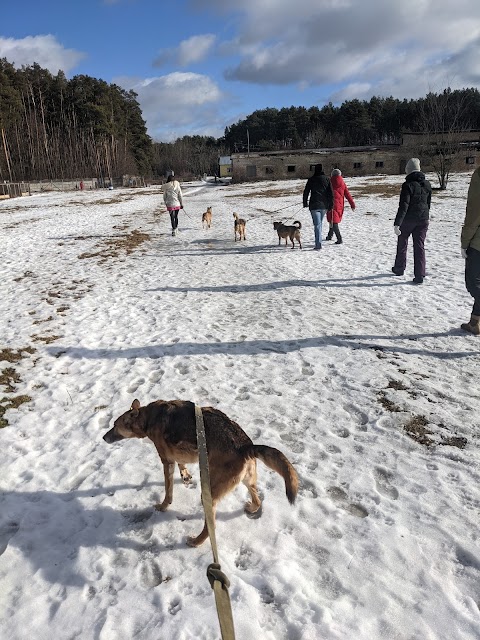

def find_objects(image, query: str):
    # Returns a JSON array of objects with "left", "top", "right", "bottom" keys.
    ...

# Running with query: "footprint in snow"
[
  {"left": 327, "top": 486, "right": 369, "bottom": 518},
  {"left": 373, "top": 467, "right": 399, "bottom": 500}
]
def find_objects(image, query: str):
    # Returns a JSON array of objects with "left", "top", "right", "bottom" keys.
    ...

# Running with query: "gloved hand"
[
  {"left": 394, "top": 226, "right": 401, "bottom": 236},
  {"left": 351, "top": 205, "right": 356, "bottom": 211},
  {"left": 461, "top": 248, "right": 468, "bottom": 259}
]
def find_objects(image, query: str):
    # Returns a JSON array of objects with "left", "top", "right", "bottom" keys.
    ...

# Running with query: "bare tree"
[{"left": 417, "top": 89, "right": 471, "bottom": 189}]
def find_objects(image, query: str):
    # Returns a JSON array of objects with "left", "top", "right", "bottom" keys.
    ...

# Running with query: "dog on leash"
[
  {"left": 273, "top": 220, "right": 302, "bottom": 249},
  {"left": 233, "top": 213, "right": 247, "bottom": 241},
  {"left": 202, "top": 206, "right": 212, "bottom": 229},
  {"left": 103, "top": 399, "right": 298, "bottom": 547}
]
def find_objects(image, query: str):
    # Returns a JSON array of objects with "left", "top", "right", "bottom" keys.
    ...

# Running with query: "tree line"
[
  {"left": 224, "top": 88, "right": 480, "bottom": 152},
  {"left": 0, "top": 58, "right": 152, "bottom": 183},
  {"left": 1, "top": 56, "right": 480, "bottom": 182}
]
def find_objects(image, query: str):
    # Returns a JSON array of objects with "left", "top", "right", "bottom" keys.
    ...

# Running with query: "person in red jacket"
[{"left": 325, "top": 168, "right": 355, "bottom": 244}]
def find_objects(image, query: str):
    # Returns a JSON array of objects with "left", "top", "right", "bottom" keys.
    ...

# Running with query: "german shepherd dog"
[
  {"left": 233, "top": 213, "right": 246, "bottom": 241},
  {"left": 103, "top": 399, "right": 298, "bottom": 547},
  {"left": 273, "top": 220, "right": 302, "bottom": 249},
  {"left": 202, "top": 206, "right": 212, "bottom": 229}
]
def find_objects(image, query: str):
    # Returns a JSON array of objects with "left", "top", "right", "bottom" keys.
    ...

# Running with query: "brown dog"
[
  {"left": 273, "top": 220, "right": 302, "bottom": 249},
  {"left": 202, "top": 206, "right": 212, "bottom": 229},
  {"left": 103, "top": 399, "right": 298, "bottom": 547},
  {"left": 233, "top": 212, "right": 246, "bottom": 241}
]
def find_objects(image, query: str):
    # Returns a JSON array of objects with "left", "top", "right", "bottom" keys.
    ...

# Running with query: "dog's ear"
[{"left": 131, "top": 399, "right": 140, "bottom": 415}]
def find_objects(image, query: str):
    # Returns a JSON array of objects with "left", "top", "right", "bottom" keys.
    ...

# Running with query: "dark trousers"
[
  {"left": 169, "top": 209, "right": 179, "bottom": 230},
  {"left": 327, "top": 223, "right": 342, "bottom": 241},
  {"left": 465, "top": 246, "right": 480, "bottom": 316},
  {"left": 394, "top": 220, "right": 429, "bottom": 279}
]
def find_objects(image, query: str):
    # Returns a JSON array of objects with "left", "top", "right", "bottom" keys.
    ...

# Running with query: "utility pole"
[{"left": 247, "top": 129, "right": 250, "bottom": 156}]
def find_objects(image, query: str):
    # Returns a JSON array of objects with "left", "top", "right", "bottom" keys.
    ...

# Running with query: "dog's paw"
[
  {"left": 244, "top": 501, "right": 262, "bottom": 519},
  {"left": 186, "top": 535, "right": 202, "bottom": 548},
  {"left": 180, "top": 469, "right": 193, "bottom": 486},
  {"left": 154, "top": 501, "right": 169, "bottom": 512}
]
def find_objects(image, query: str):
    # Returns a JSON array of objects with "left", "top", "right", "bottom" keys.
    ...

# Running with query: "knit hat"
[
  {"left": 331, "top": 168, "right": 342, "bottom": 177},
  {"left": 405, "top": 158, "right": 421, "bottom": 174},
  {"left": 313, "top": 164, "right": 324, "bottom": 175}
]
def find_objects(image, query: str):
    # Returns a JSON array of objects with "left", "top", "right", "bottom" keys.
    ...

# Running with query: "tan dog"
[
  {"left": 273, "top": 220, "right": 302, "bottom": 249},
  {"left": 202, "top": 206, "right": 212, "bottom": 229},
  {"left": 233, "top": 212, "right": 246, "bottom": 241},
  {"left": 103, "top": 399, "right": 298, "bottom": 547}
]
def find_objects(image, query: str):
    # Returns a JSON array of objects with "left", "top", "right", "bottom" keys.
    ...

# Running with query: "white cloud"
[
  {"left": 0, "top": 35, "right": 85, "bottom": 74},
  {"left": 116, "top": 72, "right": 225, "bottom": 141},
  {"left": 193, "top": 0, "right": 480, "bottom": 101},
  {"left": 177, "top": 34, "right": 216, "bottom": 66},
  {"left": 153, "top": 34, "right": 216, "bottom": 68}
]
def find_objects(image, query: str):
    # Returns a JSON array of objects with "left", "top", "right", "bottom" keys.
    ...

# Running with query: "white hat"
[
  {"left": 405, "top": 158, "right": 421, "bottom": 174},
  {"left": 331, "top": 168, "right": 342, "bottom": 177}
]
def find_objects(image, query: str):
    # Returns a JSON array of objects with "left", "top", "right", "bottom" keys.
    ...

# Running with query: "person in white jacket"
[{"left": 163, "top": 175, "right": 183, "bottom": 236}]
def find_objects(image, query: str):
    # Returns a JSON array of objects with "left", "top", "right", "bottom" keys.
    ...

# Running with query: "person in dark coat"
[
  {"left": 303, "top": 164, "right": 334, "bottom": 250},
  {"left": 460, "top": 166, "right": 480, "bottom": 335},
  {"left": 325, "top": 168, "right": 355, "bottom": 244},
  {"left": 392, "top": 158, "right": 432, "bottom": 284}
]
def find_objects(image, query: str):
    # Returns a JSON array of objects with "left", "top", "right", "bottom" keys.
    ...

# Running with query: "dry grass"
[
  {"left": 404, "top": 415, "right": 468, "bottom": 449},
  {"left": 227, "top": 186, "right": 303, "bottom": 199},
  {"left": 404, "top": 415, "right": 433, "bottom": 445},
  {"left": 377, "top": 390, "right": 402, "bottom": 412},
  {"left": 387, "top": 379, "right": 409, "bottom": 391},
  {"left": 78, "top": 229, "right": 150, "bottom": 263},
  {"left": 0, "top": 347, "right": 36, "bottom": 363},
  {"left": 0, "top": 367, "right": 21, "bottom": 392},
  {"left": 352, "top": 183, "right": 401, "bottom": 198},
  {"left": 31, "top": 334, "right": 62, "bottom": 344},
  {"left": 0, "top": 395, "right": 32, "bottom": 428},
  {"left": 0, "top": 349, "right": 34, "bottom": 427}
]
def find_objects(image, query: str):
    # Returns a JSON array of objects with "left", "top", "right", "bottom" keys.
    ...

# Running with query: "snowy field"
[{"left": 1, "top": 172, "right": 479, "bottom": 640}]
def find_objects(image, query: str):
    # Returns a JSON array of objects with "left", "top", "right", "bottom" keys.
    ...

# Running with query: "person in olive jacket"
[
  {"left": 392, "top": 158, "right": 432, "bottom": 284},
  {"left": 460, "top": 166, "right": 480, "bottom": 335},
  {"left": 303, "top": 164, "right": 334, "bottom": 250}
]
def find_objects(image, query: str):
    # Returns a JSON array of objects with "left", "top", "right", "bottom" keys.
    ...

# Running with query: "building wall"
[
  {"left": 232, "top": 149, "right": 404, "bottom": 182},
  {"left": 232, "top": 144, "right": 480, "bottom": 183}
]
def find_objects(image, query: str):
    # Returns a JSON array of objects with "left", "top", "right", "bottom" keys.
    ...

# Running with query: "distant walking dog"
[
  {"left": 202, "top": 206, "right": 212, "bottom": 229},
  {"left": 273, "top": 221, "right": 302, "bottom": 249},
  {"left": 233, "top": 213, "right": 247, "bottom": 241},
  {"left": 103, "top": 399, "right": 298, "bottom": 547}
]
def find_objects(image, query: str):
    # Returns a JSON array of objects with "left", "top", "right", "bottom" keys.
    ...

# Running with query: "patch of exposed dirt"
[
  {"left": 31, "top": 334, "right": 62, "bottom": 344},
  {"left": 78, "top": 229, "right": 150, "bottom": 263},
  {"left": 0, "top": 347, "right": 36, "bottom": 363},
  {"left": 353, "top": 183, "right": 401, "bottom": 198},
  {"left": 0, "top": 395, "right": 32, "bottom": 428},
  {"left": 0, "top": 347, "right": 35, "bottom": 427},
  {"left": 387, "top": 379, "right": 409, "bottom": 391},
  {"left": 377, "top": 391, "right": 402, "bottom": 412},
  {"left": 404, "top": 415, "right": 467, "bottom": 449},
  {"left": 227, "top": 186, "right": 303, "bottom": 199},
  {"left": 0, "top": 368, "right": 21, "bottom": 392}
]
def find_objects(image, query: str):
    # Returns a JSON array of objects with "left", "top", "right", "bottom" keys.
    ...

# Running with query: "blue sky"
[{"left": 2, "top": 0, "right": 480, "bottom": 142}]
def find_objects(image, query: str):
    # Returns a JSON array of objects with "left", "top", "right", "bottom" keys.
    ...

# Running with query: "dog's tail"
[
  {"left": 251, "top": 445, "right": 298, "bottom": 504},
  {"left": 293, "top": 220, "right": 302, "bottom": 229}
]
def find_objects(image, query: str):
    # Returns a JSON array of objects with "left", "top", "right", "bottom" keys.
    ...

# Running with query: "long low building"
[{"left": 229, "top": 131, "right": 480, "bottom": 182}]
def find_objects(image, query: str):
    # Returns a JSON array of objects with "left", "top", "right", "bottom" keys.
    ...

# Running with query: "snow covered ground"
[{"left": 1, "top": 172, "right": 479, "bottom": 640}]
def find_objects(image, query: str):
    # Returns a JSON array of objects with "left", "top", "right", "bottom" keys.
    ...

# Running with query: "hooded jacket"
[
  {"left": 327, "top": 173, "right": 355, "bottom": 223},
  {"left": 163, "top": 179, "right": 183, "bottom": 209},
  {"left": 461, "top": 166, "right": 480, "bottom": 252},
  {"left": 394, "top": 171, "right": 432, "bottom": 227},
  {"left": 303, "top": 168, "right": 333, "bottom": 211}
]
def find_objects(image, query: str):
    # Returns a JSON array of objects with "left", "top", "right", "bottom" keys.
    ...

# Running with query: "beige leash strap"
[{"left": 194, "top": 405, "right": 236, "bottom": 640}]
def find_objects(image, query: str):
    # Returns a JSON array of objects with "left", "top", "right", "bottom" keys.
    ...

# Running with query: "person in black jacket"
[
  {"left": 303, "top": 164, "right": 334, "bottom": 250},
  {"left": 392, "top": 158, "right": 432, "bottom": 284}
]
